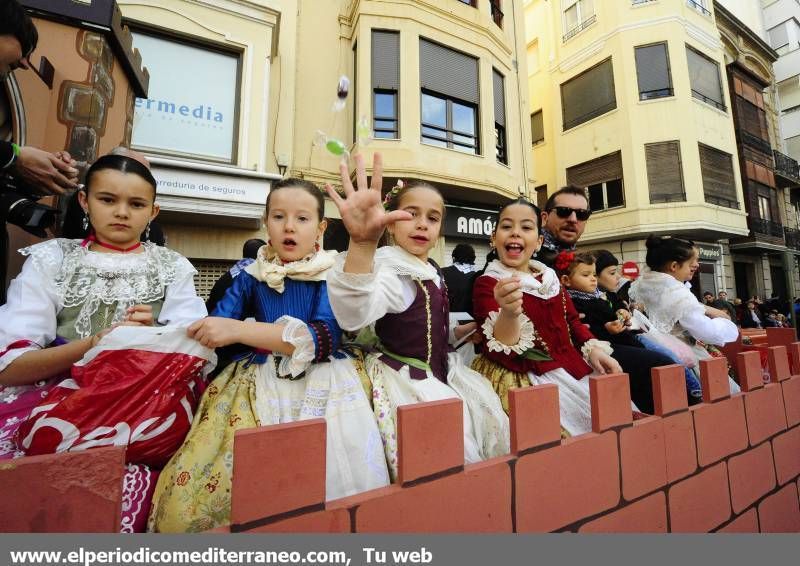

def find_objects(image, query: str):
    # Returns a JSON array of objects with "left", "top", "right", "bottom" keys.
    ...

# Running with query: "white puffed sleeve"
[
  {"left": 326, "top": 256, "right": 416, "bottom": 331},
  {"left": 274, "top": 315, "right": 316, "bottom": 377},
  {"left": 480, "top": 311, "right": 537, "bottom": 355},
  {"left": 0, "top": 254, "right": 61, "bottom": 373},
  {"left": 158, "top": 257, "right": 207, "bottom": 326},
  {"left": 679, "top": 310, "right": 739, "bottom": 346}
]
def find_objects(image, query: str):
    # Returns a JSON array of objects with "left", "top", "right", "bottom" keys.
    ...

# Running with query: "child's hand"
[
  {"left": 494, "top": 276, "right": 523, "bottom": 317},
  {"left": 588, "top": 348, "right": 622, "bottom": 375},
  {"left": 704, "top": 306, "right": 731, "bottom": 320},
  {"left": 616, "top": 309, "right": 631, "bottom": 322},
  {"left": 604, "top": 320, "right": 625, "bottom": 335},
  {"left": 324, "top": 153, "right": 412, "bottom": 246},
  {"left": 454, "top": 322, "right": 481, "bottom": 344},
  {"left": 123, "top": 304, "right": 154, "bottom": 326},
  {"left": 187, "top": 317, "right": 243, "bottom": 348}
]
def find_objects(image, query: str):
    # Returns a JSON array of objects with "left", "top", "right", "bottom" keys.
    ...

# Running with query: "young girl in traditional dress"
[
  {"left": 0, "top": 154, "right": 206, "bottom": 531},
  {"left": 325, "top": 154, "right": 509, "bottom": 480},
  {"left": 149, "top": 178, "right": 390, "bottom": 533},
  {"left": 629, "top": 235, "right": 740, "bottom": 393},
  {"left": 470, "top": 199, "right": 625, "bottom": 436}
]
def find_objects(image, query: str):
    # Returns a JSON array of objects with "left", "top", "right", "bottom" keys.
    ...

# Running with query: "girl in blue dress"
[{"left": 149, "top": 178, "right": 390, "bottom": 532}]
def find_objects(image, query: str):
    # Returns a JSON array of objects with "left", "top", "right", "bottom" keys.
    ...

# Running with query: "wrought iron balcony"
[
  {"left": 774, "top": 149, "right": 800, "bottom": 184},
  {"left": 738, "top": 129, "right": 773, "bottom": 156},
  {"left": 748, "top": 217, "right": 786, "bottom": 239},
  {"left": 784, "top": 227, "right": 800, "bottom": 251},
  {"left": 563, "top": 14, "right": 596, "bottom": 42}
]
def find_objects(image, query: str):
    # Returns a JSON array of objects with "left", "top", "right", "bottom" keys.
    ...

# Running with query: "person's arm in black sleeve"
[{"left": 0, "top": 141, "right": 16, "bottom": 171}]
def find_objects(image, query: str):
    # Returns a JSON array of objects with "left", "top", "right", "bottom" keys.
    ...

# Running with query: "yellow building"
[
  {"left": 526, "top": 0, "right": 750, "bottom": 297},
  {"left": 290, "top": 0, "right": 533, "bottom": 264},
  {"left": 119, "top": 0, "right": 534, "bottom": 295}
]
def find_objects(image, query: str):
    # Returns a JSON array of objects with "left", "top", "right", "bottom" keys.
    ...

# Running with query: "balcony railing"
[
  {"left": 785, "top": 227, "right": 800, "bottom": 251},
  {"left": 563, "top": 14, "right": 596, "bottom": 42},
  {"left": 774, "top": 149, "right": 800, "bottom": 184},
  {"left": 749, "top": 217, "right": 786, "bottom": 239},
  {"left": 687, "top": 0, "right": 711, "bottom": 17},
  {"left": 739, "top": 129, "right": 773, "bottom": 156}
]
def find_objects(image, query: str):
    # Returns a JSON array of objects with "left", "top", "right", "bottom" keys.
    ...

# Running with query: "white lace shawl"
[
  {"left": 19, "top": 238, "right": 197, "bottom": 338},
  {"left": 483, "top": 259, "right": 560, "bottom": 300},
  {"left": 629, "top": 270, "right": 704, "bottom": 334}
]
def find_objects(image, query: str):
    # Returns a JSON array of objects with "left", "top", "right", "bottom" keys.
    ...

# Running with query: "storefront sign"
[
  {"left": 151, "top": 166, "right": 267, "bottom": 205},
  {"left": 698, "top": 244, "right": 722, "bottom": 262},
  {"left": 444, "top": 206, "right": 497, "bottom": 240},
  {"left": 131, "top": 33, "right": 238, "bottom": 161},
  {"left": 621, "top": 261, "right": 640, "bottom": 279}
]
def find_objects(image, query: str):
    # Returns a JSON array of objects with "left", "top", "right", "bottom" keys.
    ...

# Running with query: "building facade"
[
  {"left": 716, "top": 1, "right": 800, "bottom": 305},
  {"left": 526, "top": 0, "right": 799, "bottom": 303},
  {"left": 116, "top": 0, "right": 534, "bottom": 295}
]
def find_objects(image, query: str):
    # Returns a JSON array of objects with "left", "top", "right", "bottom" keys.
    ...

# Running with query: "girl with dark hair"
[
  {"left": 149, "top": 177, "right": 390, "bottom": 532},
  {"left": 470, "top": 198, "right": 626, "bottom": 436},
  {"left": 0, "top": 154, "right": 208, "bottom": 531},
  {"left": 325, "top": 154, "right": 509, "bottom": 481},
  {"left": 630, "top": 235, "right": 740, "bottom": 394}
]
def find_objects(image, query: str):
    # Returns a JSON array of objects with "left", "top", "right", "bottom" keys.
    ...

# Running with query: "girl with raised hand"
[
  {"left": 148, "top": 177, "right": 389, "bottom": 533},
  {"left": 629, "top": 235, "right": 740, "bottom": 393},
  {"left": 0, "top": 153, "right": 207, "bottom": 531},
  {"left": 471, "top": 199, "right": 626, "bottom": 436},
  {"left": 325, "top": 153, "right": 509, "bottom": 480}
]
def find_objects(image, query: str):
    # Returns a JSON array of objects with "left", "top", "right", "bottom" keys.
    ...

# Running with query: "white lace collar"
[
  {"left": 484, "top": 259, "right": 560, "bottom": 300},
  {"left": 629, "top": 269, "right": 704, "bottom": 333},
  {"left": 20, "top": 238, "right": 195, "bottom": 338},
  {"left": 375, "top": 245, "right": 439, "bottom": 282}
]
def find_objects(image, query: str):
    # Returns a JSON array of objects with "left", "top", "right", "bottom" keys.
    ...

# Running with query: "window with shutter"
[
  {"left": 372, "top": 30, "right": 400, "bottom": 139},
  {"left": 560, "top": 57, "right": 616, "bottom": 130},
  {"left": 419, "top": 38, "right": 480, "bottom": 154},
  {"left": 531, "top": 110, "right": 544, "bottom": 145},
  {"left": 493, "top": 69, "right": 507, "bottom": 164},
  {"left": 566, "top": 151, "right": 624, "bottom": 211},
  {"left": 635, "top": 43, "right": 673, "bottom": 100},
  {"left": 698, "top": 143, "right": 739, "bottom": 209},
  {"left": 686, "top": 45, "right": 725, "bottom": 111},
  {"left": 645, "top": 141, "right": 685, "bottom": 203}
]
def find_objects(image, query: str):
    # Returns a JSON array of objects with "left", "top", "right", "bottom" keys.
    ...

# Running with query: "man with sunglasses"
[{"left": 537, "top": 185, "right": 592, "bottom": 268}]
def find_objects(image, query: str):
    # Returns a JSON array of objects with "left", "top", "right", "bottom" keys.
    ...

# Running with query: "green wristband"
[{"left": 11, "top": 143, "right": 20, "bottom": 157}]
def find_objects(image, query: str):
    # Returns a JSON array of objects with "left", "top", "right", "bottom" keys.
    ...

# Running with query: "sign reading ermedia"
[
  {"left": 443, "top": 206, "right": 497, "bottom": 240},
  {"left": 131, "top": 33, "right": 238, "bottom": 161}
]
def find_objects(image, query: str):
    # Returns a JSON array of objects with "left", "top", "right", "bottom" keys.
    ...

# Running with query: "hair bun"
[{"left": 645, "top": 234, "right": 665, "bottom": 249}]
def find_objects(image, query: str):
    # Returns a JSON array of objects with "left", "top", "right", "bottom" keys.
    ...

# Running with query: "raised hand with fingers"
[{"left": 324, "top": 153, "right": 411, "bottom": 246}]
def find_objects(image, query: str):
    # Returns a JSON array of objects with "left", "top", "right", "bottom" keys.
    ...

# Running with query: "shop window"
[
  {"left": 560, "top": 57, "right": 616, "bottom": 130},
  {"left": 131, "top": 32, "right": 240, "bottom": 163}
]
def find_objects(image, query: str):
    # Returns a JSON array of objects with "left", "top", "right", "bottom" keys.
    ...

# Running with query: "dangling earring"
[
  {"left": 315, "top": 241, "right": 321, "bottom": 252},
  {"left": 144, "top": 221, "right": 151, "bottom": 240},
  {"left": 81, "top": 212, "right": 89, "bottom": 231}
]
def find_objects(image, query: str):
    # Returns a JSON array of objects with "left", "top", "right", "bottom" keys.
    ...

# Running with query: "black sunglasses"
[{"left": 548, "top": 206, "right": 592, "bottom": 221}]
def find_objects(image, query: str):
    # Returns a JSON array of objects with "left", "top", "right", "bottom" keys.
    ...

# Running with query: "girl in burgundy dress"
[
  {"left": 326, "top": 153, "right": 509, "bottom": 480},
  {"left": 471, "top": 198, "right": 626, "bottom": 436}
]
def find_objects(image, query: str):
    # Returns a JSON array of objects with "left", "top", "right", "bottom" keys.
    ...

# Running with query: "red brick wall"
[{"left": 3, "top": 333, "right": 800, "bottom": 533}]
